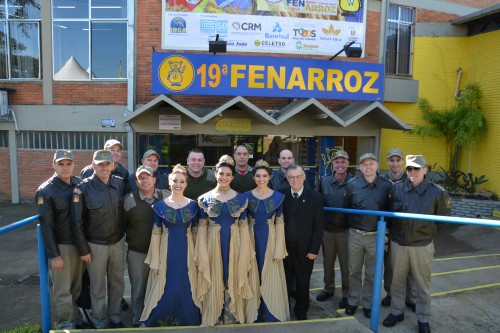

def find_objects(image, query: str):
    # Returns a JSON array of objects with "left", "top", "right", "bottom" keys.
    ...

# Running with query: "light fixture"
[
  {"left": 329, "top": 41, "right": 363, "bottom": 60},
  {"left": 209, "top": 34, "right": 227, "bottom": 55}
]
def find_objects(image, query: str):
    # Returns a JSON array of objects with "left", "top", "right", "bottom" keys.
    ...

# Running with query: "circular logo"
[
  {"left": 158, "top": 55, "right": 195, "bottom": 92},
  {"left": 232, "top": 22, "right": 241, "bottom": 30},
  {"left": 254, "top": 40, "right": 261, "bottom": 47}
]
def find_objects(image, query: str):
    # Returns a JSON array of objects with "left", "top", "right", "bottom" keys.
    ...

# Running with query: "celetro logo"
[
  {"left": 170, "top": 17, "right": 187, "bottom": 33},
  {"left": 232, "top": 22, "right": 262, "bottom": 31},
  {"left": 158, "top": 55, "right": 195, "bottom": 92}
]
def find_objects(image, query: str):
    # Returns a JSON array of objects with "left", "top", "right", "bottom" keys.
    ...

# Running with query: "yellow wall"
[{"left": 381, "top": 30, "right": 500, "bottom": 194}]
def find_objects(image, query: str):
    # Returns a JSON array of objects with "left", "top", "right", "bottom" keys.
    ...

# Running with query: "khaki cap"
[
  {"left": 142, "top": 149, "right": 160, "bottom": 160},
  {"left": 387, "top": 148, "right": 403, "bottom": 159},
  {"left": 104, "top": 139, "right": 123, "bottom": 150},
  {"left": 406, "top": 155, "right": 426, "bottom": 168},
  {"left": 135, "top": 165, "right": 154, "bottom": 177},
  {"left": 53, "top": 149, "right": 74, "bottom": 162},
  {"left": 93, "top": 150, "right": 113, "bottom": 164},
  {"left": 333, "top": 150, "right": 349, "bottom": 160},
  {"left": 359, "top": 153, "right": 377, "bottom": 164}
]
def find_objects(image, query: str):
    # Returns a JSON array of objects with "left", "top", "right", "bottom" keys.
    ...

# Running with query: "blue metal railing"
[
  {"left": 2, "top": 209, "right": 500, "bottom": 333},
  {"left": 0, "top": 215, "right": 51, "bottom": 333},
  {"left": 325, "top": 207, "right": 500, "bottom": 333}
]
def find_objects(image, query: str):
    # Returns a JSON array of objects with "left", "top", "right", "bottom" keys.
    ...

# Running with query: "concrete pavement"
[{"left": 1, "top": 202, "right": 500, "bottom": 332}]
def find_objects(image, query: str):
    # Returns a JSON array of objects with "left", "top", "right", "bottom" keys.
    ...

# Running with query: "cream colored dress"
[
  {"left": 195, "top": 192, "right": 259, "bottom": 326},
  {"left": 246, "top": 190, "right": 290, "bottom": 322}
]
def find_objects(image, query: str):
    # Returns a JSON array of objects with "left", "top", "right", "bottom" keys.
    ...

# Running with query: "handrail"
[
  {"left": 325, "top": 207, "right": 500, "bottom": 332},
  {"left": 3, "top": 209, "right": 500, "bottom": 333},
  {"left": 0, "top": 215, "right": 51, "bottom": 333},
  {"left": 0, "top": 215, "right": 40, "bottom": 235}
]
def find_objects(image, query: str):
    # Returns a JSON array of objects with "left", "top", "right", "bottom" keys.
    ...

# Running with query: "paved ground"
[{"left": 1, "top": 201, "right": 500, "bottom": 332}]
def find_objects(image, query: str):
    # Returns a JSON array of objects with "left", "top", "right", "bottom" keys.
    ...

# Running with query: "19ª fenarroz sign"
[{"left": 152, "top": 52, "right": 383, "bottom": 101}]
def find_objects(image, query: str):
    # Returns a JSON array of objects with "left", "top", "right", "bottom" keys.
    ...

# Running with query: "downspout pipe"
[{"left": 454, "top": 67, "right": 463, "bottom": 99}]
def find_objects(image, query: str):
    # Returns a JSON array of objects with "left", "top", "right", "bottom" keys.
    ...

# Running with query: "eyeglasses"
[
  {"left": 406, "top": 167, "right": 421, "bottom": 172},
  {"left": 287, "top": 174, "right": 305, "bottom": 181}
]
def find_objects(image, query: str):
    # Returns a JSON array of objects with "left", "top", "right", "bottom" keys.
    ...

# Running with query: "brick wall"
[
  {"left": 53, "top": 82, "right": 127, "bottom": 105},
  {"left": 451, "top": 197, "right": 500, "bottom": 218},
  {"left": 0, "top": 82, "right": 43, "bottom": 105},
  {"left": 0, "top": 148, "right": 12, "bottom": 201},
  {"left": 1, "top": 150, "right": 128, "bottom": 202}
]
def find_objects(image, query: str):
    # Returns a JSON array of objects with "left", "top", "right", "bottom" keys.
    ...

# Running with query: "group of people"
[{"left": 35, "top": 140, "right": 449, "bottom": 333}]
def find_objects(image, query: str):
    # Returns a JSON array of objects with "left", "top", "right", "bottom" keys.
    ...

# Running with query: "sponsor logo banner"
[{"left": 162, "top": 0, "right": 366, "bottom": 56}]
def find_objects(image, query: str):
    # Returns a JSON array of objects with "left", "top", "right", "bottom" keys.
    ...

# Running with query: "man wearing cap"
[
  {"left": 316, "top": 150, "right": 353, "bottom": 308},
  {"left": 344, "top": 153, "right": 391, "bottom": 319},
  {"left": 383, "top": 155, "right": 450, "bottom": 333},
  {"left": 269, "top": 149, "right": 295, "bottom": 194},
  {"left": 71, "top": 150, "right": 126, "bottom": 328},
  {"left": 381, "top": 148, "right": 416, "bottom": 311},
  {"left": 231, "top": 145, "right": 256, "bottom": 193},
  {"left": 124, "top": 165, "right": 170, "bottom": 327},
  {"left": 35, "top": 150, "right": 85, "bottom": 329},
  {"left": 80, "top": 139, "right": 129, "bottom": 187},
  {"left": 127, "top": 149, "right": 169, "bottom": 193},
  {"left": 184, "top": 149, "right": 216, "bottom": 200}
]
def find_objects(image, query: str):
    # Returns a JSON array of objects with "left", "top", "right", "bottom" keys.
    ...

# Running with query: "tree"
[{"left": 411, "top": 82, "right": 485, "bottom": 173}]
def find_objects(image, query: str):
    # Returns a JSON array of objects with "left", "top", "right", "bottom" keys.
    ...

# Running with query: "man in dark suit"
[{"left": 283, "top": 163, "right": 324, "bottom": 320}]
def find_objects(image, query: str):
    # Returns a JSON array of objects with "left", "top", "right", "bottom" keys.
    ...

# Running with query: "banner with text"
[
  {"left": 162, "top": 0, "right": 366, "bottom": 56},
  {"left": 152, "top": 52, "right": 384, "bottom": 101}
]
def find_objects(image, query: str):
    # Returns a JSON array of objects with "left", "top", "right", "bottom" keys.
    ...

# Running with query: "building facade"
[{"left": 0, "top": 0, "right": 498, "bottom": 202}]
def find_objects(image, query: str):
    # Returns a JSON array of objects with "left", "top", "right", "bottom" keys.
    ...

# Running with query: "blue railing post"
[
  {"left": 370, "top": 216, "right": 386, "bottom": 333},
  {"left": 37, "top": 224, "right": 51, "bottom": 333}
]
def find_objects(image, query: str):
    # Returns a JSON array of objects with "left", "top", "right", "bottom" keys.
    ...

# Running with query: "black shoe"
[
  {"left": 316, "top": 291, "right": 333, "bottom": 302},
  {"left": 363, "top": 308, "right": 371, "bottom": 319},
  {"left": 381, "top": 295, "right": 391, "bottom": 307},
  {"left": 339, "top": 297, "right": 348, "bottom": 309},
  {"left": 383, "top": 313, "right": 404, "bottom": 327},
  {"left": 406, "top": 301, "right": 416, "bottom": 312},
  {"left": 345, "top": 305, "right": 357, "bottom": 316},
  {"left": 295, "top": 314, "right": 307, "bottom": 321},
  {"left": 109, "top": 321, "right": 126, "bottom": 328},
  {"left": 418, "top": 322, "right": 431, "bottom": 333},
  {"left": 121, "top": 298, "right": 129, "bottom": 311},
  {"left": 75, "top": 322, "right": 92, "bottom": 329}
]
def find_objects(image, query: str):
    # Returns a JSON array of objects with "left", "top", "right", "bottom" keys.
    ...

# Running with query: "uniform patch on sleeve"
[
  {"left": 37, "top": 197, "right": 43, "bottom": 205},
  {"left": 72, "top": 188, "right": 81, "bottom": 203}
]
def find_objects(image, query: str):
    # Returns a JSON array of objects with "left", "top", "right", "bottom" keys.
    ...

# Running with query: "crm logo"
[
  {"left": 158, "top": 55, "right": 195, "bottom": 92},
  {"left": 170, "top": 17, "right": 187, "bottom": 33},
  {"left": 232, "top": 22, "right": 262, "bottom": 31}
]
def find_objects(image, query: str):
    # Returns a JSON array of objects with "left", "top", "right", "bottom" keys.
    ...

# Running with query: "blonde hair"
[{"left": 168, "top": 164, "right": 188, "bottom": 181}]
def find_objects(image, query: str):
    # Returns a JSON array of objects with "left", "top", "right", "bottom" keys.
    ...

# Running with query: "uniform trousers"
[
  {"left": 321, "top": 229, "right": 349, "bottom": 297},
  {"left": 87, "top": 238, "right": 125, "bottom": 328},
  {"left": 52, "top": 244, "right": 84, "bottom": 329},
  {"left": 126, "top": 250, "right": 148, "bottom": 326},
  {"left": 347, "top": 229, "right": 376, "bottom": 308},
  {"left": 390, "top": 241, "right": 434, "bottom": 323},
  {"left": 384, "top": 240, "right": 417, "bottom": 303}
]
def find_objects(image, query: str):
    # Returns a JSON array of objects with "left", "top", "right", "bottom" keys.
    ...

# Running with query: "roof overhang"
[{"left": 126, "top": 95, "right": 412, "bottom": 131}]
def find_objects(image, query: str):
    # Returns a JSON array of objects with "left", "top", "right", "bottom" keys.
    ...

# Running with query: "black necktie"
[{"left": 293, "top": 192, "right": 298, "bottom": 199}]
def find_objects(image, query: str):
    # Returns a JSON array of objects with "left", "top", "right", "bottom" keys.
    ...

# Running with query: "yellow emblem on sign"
[
  {"left": 37, "top": 197, "right": 43, "bottom": 205},
  {"left": 158, "top": 55, "right": 195, "bottom": 92}
]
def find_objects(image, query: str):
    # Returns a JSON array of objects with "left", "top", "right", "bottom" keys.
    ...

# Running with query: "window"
[
  {"left": 52, "top": 0, "right": 127, "bottom": 80},
  {"left": 17, "top": 131, "right": 128, "bottom": 150},
  {"left": 386, "top": 5, "right": 414, "bottom": 76},
  {"left": 0, "top": 0, "right": 41, "bottom": 80}
]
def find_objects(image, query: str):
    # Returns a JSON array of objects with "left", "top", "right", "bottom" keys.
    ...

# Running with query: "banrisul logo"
[
  {"left": 170, "top": 17, "right": 187, "bottom": 33},
  {"left": 158, "top": 55, "right": 195, "bottom": 92}
]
